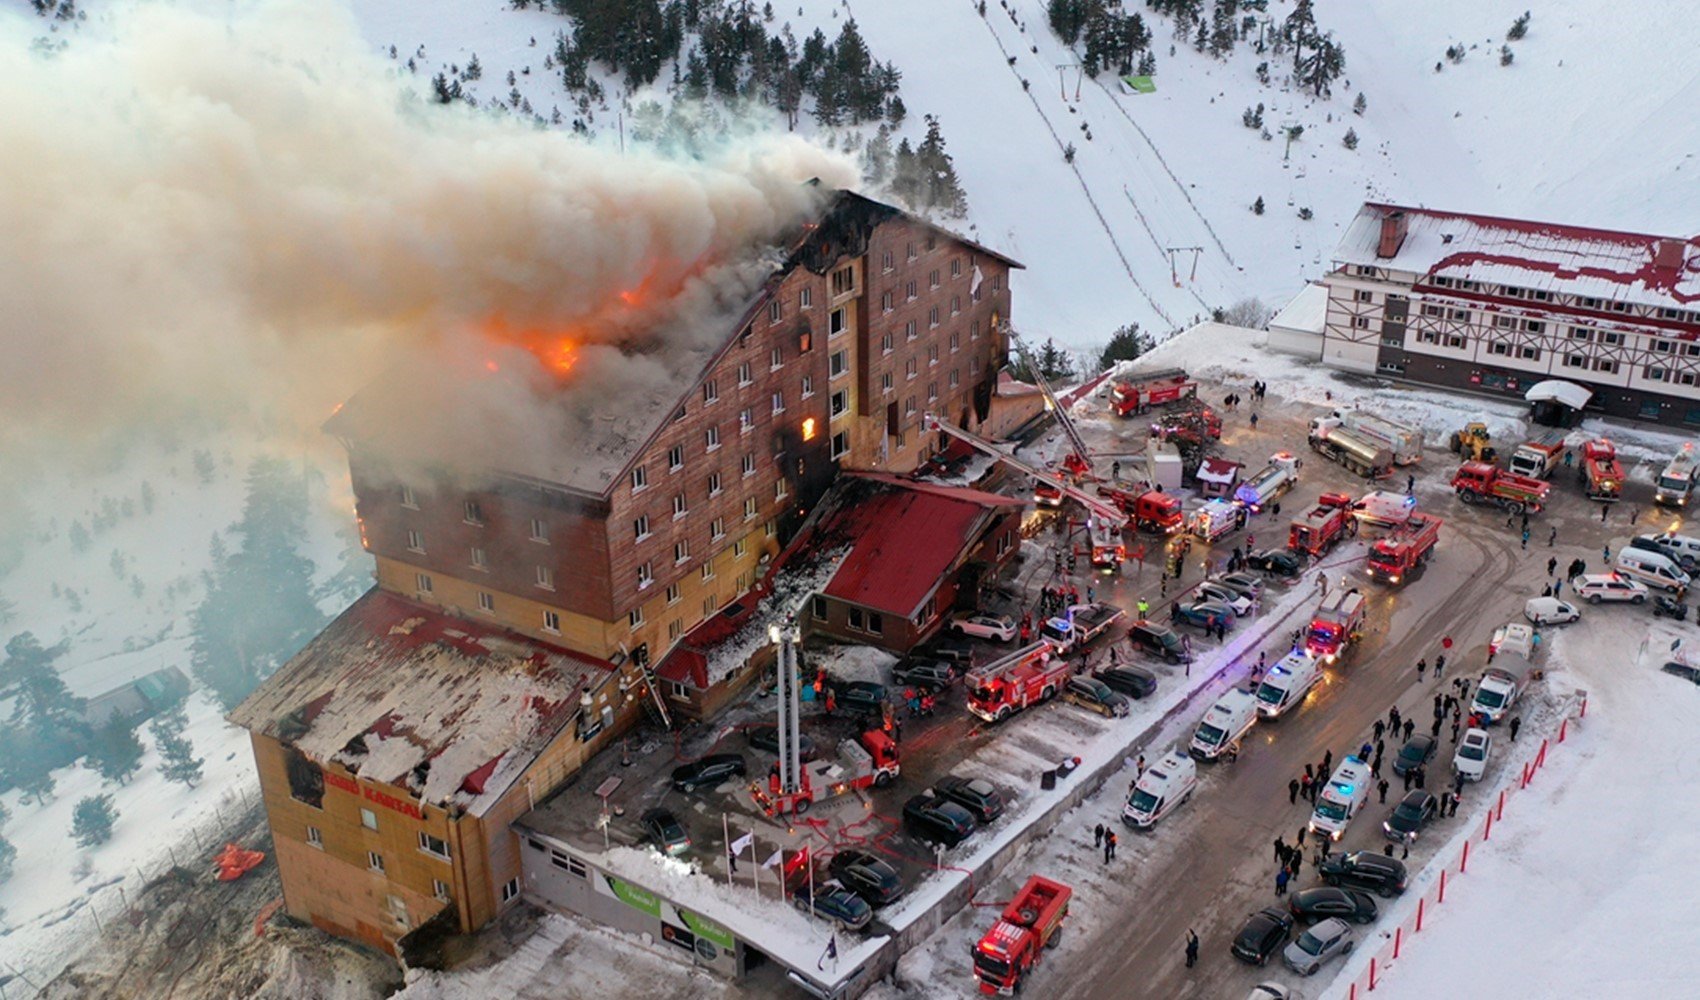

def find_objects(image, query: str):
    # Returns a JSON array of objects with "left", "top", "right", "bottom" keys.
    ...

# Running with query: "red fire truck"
[
  {"left": 1450, "top": 461, "right": 1551, "bottom": 514},
  {"left": 1366, "top": 513, "right": 1441, "bottom": 584},
  {"left": 1110, "top": 369, "right": 1197, "bottom": 417},
  {"left": 1099, "top": 485, "right": 1185, "bottom": 534},
  {"left": 972, "top": 875, "right": 1072, "bottom": 995},
  {"left": 965, "top": 643, "right": 1071, "bottom": 723},
  {"left": 1580, "top": 439, "right": 1625, "bottom": 502},
  {"left": 1304, "top": 589, "right": 1366, "bottom": 664},
  {"left": 750, "top": 731, "right": 900, "bottom": 817},
  {"left": 1287, "top": 492, "right": 1359, "bottom": 557}
]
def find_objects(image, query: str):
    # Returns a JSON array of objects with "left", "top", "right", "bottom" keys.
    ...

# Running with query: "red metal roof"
[{"left": 818, "top": 473, "right": 1020, "bottom": 618}]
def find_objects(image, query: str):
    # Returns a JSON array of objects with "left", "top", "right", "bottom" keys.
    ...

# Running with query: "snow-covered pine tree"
[
  {"left": 88, "top": 715, "right": 144, "bottom": 786},
  {"left": 1343, "top": 127, "right": 1358, "bottom": 149},
  {"left": 72, "top": 794, "right": 117, "bottom": 847},
  {"left": 1353, "top": 91, "right": 1367, "bottom": 115}
]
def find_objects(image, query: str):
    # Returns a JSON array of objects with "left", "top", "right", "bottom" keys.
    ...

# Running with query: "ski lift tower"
[{"left": 769, "top": 618, "right": 804, "bottom": 799}]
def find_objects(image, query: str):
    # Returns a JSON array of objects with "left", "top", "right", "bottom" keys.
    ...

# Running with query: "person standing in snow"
[
  {"left": 1275, "top": 868, "right": 1290, "bottom": 896},
  {"left": 1104, "top": 830, "right": 1117, "bottom": 863},
  {"left": 1406, "top": 473, "right": 1415, "bottom": 495},
  {"left": 1549, "top": 526, "right": 1558, "bottom": 547},
  {"left": 1185, "top": 929, "right": 1200, "bottom": 968},
  {"left": 1403, "top": 718, "right": 1415, "bottom": 741},
  {"left": 1547, "top": 556, "right": 1558, "bottom": 577},
  {"left": 1510, "top": 716, "right": 1522, "bottom": 742},
  {"left": 1095, "top": 823, "right": 1105, "bottom": 848},
  {"left": 1521, "top": 527, "right": 1530, "bottom": 550},
  {"left": 1300, "top": 773, "right": 1313, "bottom": 802},
  {"left": 1417, "top": 657, "right": 1427, "bottom": 680},
  {"left": 1378, "top": 777, "right": 1390, "bottom": 803},
  {"left": 1273, "top": 836, "right": 1287, "bottom": 862}
]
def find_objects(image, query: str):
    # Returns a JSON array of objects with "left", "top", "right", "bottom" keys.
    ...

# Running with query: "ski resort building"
[
  {"left": 1318, "top": 203, "right": 1700, "bottom": 425},
  {"left": 230, "top": 189, "right": 1020, "bottom": 955}
]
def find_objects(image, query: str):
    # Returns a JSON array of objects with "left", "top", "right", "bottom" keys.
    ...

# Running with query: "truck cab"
[{"left": 972, "top": 875, "right": 1071, "bottom": 995}]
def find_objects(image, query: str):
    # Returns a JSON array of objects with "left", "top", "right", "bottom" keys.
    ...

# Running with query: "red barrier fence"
[{"left": 1340, "top": 692, "right": 1586, "bottom": 997}]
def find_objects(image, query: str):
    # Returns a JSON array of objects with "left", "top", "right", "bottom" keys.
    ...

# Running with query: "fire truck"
[
  {"left": 1109, "top": 368, "right": 1197, "bottom": 417},
  {"left": 1366, "top": 513, "right": 1441, "bottom": 584},
  {"left": 1098, "top": 484, "right": 1185, "bottom": 534},
  {"left": 750, "top": 730, "right": 900, "bottom": 817},
  {"left": 965, "top": 643, "right": 1072, "bottom": 723},
  {"left": 1234, "top": 452, "right": 1302, "bottom": 512},
  {"left": 1287, "top": 493, "right": 1359, "bottom": 557},
  {"left": 1450, "top": 461, "right": 1551, "bottom": 514},
  {"left": 972, "top": 875, "right": 1072, "bottom": 995},
  {"left": 1305, "top": 589, "right": 1366, "bottom": 664},
  {"left": 1579, "top": 439, "right": 1625, "bottom": 502}
]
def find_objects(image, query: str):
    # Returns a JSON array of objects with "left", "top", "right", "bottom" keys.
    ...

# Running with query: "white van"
[
  {"left": 1470, "top": 668, "right": 1522, "bottom": 724},
  {"left": 1122, "top": 751, "right": 1199, "bottom": 829},
  {"left": 1308, "top": 756, "right": 1372, "bottom": 841},
  {"left": 1648, "top": 532, "right": 1700, "bottom": 571},
  {"left": 1254, "top": 651, "right": 1322, "bottom": 718},
  {"left": 1352, "top": 490, "right": 1415, "bottom": 527},
  {"left": 1189, "top": 689, "right": 1258, "bottom": 761},
  {"left": 1615, "top": 548, "right": 1690, "bottom": 594}
]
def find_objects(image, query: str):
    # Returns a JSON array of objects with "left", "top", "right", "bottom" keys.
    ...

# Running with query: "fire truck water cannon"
[{"left": 971, "top": 875, "right": 1072, "bottom": 995}]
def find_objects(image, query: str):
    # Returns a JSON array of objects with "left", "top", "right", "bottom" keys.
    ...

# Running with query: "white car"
[
  {"left": 949, "top": 612, "right": 1017, "bottom": 642},
  {"left": 1524, "top": 596, "right": 1580, "bottom": 625},
  {"left": 1571, "top": 573, "right": 1649, "bottom": 605},
  {"left": 1245, "top": 984, "right": 1292, "bottom": 1000},
  {"left": 1453, "top": 728, "right": 1492, "bottom": 781},
  {"left": 1197, "top": 581, "right": 1256, "bottom": 617}
]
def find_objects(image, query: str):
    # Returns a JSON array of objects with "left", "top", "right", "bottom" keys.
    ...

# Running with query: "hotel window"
[
  {"left": 881, "top": 291, "right": 894, "bottom": 313},
  {"left": 1421, "top": 305, "right": 1443, "bottom": 317},
  {"left": 1600, "top": 332, "right": 1624, "bottom": 346},
  {"left": 737, "top": 362, "right": 752, "bottom": 386},
  {"left": 905, "top": 395, "right": 917, "bottom": 415},
  {"left": 1443, "top": 334, "right": 1465, "bottom": 348},
  {"left": 881, "top": 332, "right": 894, "bottom": 354},
  {"left": 701, "top": 560, "right": 716, "bottom": 580},
  {"left": 543, "top": 610, "right": 560, "bottom": 633},
  {"left": 664, "top": 445, "right": 684, "bottom": 471},
  {"left": 930, "top": 269, "right": 941, "bottom": 289},
  {"left": 743, "top": 498, "right": 758, "bottom": 520},
  {"left": 906, "top": 280, "right": 917, "bottom": 301},
  {"left": 476, "top": 591, "right": 494, "bottom": 613},
  {"left": 775, "top": 478, "right": 789, "bottom": 500},
  {"left": 1495, "top": 316, "right": 1516, "bottom": 329},
  {"left": 1646, "top": 367, "right": 1669, "bottom": 382},
  {"left": 703, "top": 595, "right": 718, "bottom": 616},
  {"left": 1488, "top": 342, "right": 1511, "bottom": 357},
  {"left": 1432, "top": 276, "right": 1453, "bottom": 288},
  {"left": 881, "top": 372, "right": 893, "bottom": 393},
  {"left": 368, "top": 851, "right": 385, "bottom": 874},
  {"left": 830, "top": 308, "right": 847, "bottom": 338},
  {"left": 1522, "top": 320, "right": 1545, "bottom": 334},
  {"left": 706, "top": 426, "right": 721, "bottom": 451},
  {"left": 928, "top": 344, "right": 940, "bottom": 365},
  {"left": 929, "top": 306, "right": 940, "bottom": 328},
  {"left": 906, "top": 242, "right": 916, "bottom": 261},
  {"left": 1355, "top": 289, "right": 1374, "bottom": 303},
  {"left": 711, "top": 517, "right": 725, "bottom": 540},
  {"left": 1565, "top": 354, "right": 1587, "bottom": 368},
  {"left": 831, "top": 266, "right": 855, "bottom": 296},
  {"left": 634, "top": 515, "right": 650, "bottom": 540},
  {"left": 949, "top": 369, "right": 960, "bottom": 388},
  {"left": 742, "top": 454, "right": 757, "bottom": 477},
  {"left": 306, "top": 825, "right": 323, "bottom": 848},
  {"left": 951, "top": 258, "right": 963, "bottom": 278},
  {"left": 631, "top": 466, "right": 648, "bottom": 491},
  {"left": 1503, "top": 286, "right": 1525, "bottom": 298},
  {"left": 1594, "top": 359, "right": 1619, "bottom": 374},
  {"left": 906, "top": 320, "right": 917, "bottom": 341},
  {"left": 1449, "top": 309, "right": 1471, "bottom": 321},
  {"left": 406, "top": 530, "right": 424, "bottom": 553},
  {"left": 463, "top": 500, "right": 483, "bottom": 525},
  {"left": 927, "top": 381, "right": 939, "bottom": 402},
  {"left": 702, "top": 379, "right": 719, "bottom": 404},
  {"left": 832, "top": 432, "right": 850, "bottom": 460},
  {"left": 673, "top": 541, "right": 689, "bottom": 564},
  {"left": 971, "top": 319, "right": 981, "bottom": 339},
  {"left": 831, "top": 390, "right": 849, "bottom": 418},
  {"left": 418, "top": 832, "right": 451, "bottom": 861},
  {"left": 399, "top": 485, "right": 418, "bottom": 509},
  {"left": 470, "top": 546, "right": 488, "bottom": 570},
  {"left": 1654, "top": 339, "right": 1675, "bottom": 353},
  {"left": 771, "top": 391, "right": 785, "bottom": 414},
  {"left": 881, "top": 249, "right": 894, "bottom": 272},
  {"left": 734, "top": 539, "right": 747, "bottom": 557},
  {"left": 1354, "top": 317, "right": 1371, "bottom": 329},
  {"left": 502, "top": 878, "right": 521, "bottom": 904},
  {"left": 1518, "top": 346, "right": 1541, "bottom": 361},
  {"left": 1531, "top": 289, "right": 1552, "bottom": 302},
  {"left": 797, "top": 329, "right": 812, "bottom": 353},
  {"left": 951, "top": 295, "right": 961, "bottom": 315},
  {"left": 740, "top": 408, "right": 754, "bottom": 433},
  {"left": 529, "top": 518, "right": 549, "bottom": 543},
  {"left": 1570, "top": 328, "right": 1592, "bottom": 341},
  {"left": 535, "top": 565, "right": 555, "bottom": 590},
  {"left": 770, "top": 347, "right": 784, "bottom": 370},
  {"left": 433, "top": 880, "right": 452, "bottom": 903},
  {"left": 708, "top": 472, "right": 722, "bottom": 496},
  {"left": 768, "top": 300, "right": 782, "bottom": 323},
  {"left": 849, "top": 608, "right": 865, "bottom": 630},
  {"left": 1417, "top": 330, "right": 1439, "bottom": 344},
  {"left": 636, "top": 561, "right": 654, "bottom": 590},
  {"left": 799, "top": 287, "right": 813, "bottom": 310},
  {"left": 1579, "top": 297, "right": 1602, "bottom": 309},
  {"left": 672, "top": 493, "right": 688, "bottom": 518},
  {"left": 906, "top": 358, "right": 918, "bottom": 380},
  {"left": 830, "top": 350, "right": 849, "bottom": 378},
  {"left": 416, "top": 573, "right": 433, "bottom": 594},
  {"left": 361, "top": 808, "right": 378, "bottom": 831},
  {"left": 971, "top": 356, "right": 981, "bottom": 374},
  {"left": 668, "top": 620, "right": 683, "bottom": 640},
  {"left": 949, "top": 332, "right": 960, "bottom": 353},
  {"left": 801, "top": 375, "right": 814, "bottom": 398},
  {"left": 927, "top": 234, "right": 937, "bottom": 251}
]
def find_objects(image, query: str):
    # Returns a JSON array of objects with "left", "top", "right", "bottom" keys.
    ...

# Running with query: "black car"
[
  {"left": 891, "top": 659, "right": 958, "bottom": 690},
  {"left": 1392, "top": 733, "right": 1437, "bottom": 777},
  {"left": 923, "top": 636, "right": 976, "bottom": 668},
  {"left": 640, "top": 808, "right": 691, "bottom": 856},
  {"left": 1247, "top": 548, "right": 1305, "bottom": 577},
  {"left": 902, "top": 791, "right": 977, "bottom": 847},
  {"left": 746, "top": 726, "right": 818, "bottom": 761},
  {"left": 1096, "top": 666, "right": 1158, "bottom": 699},
  {"left": 835, "top": 681, "right": 888, "bottom": 716},
  {"left": 670, "top": 753, "right": 747, "bottom": 793},
  {"left": 827, "top": 849, "right": 904, "bottom": 907},
  {"left": 1287, "top": 886, "right": 1378, "bottom": 925},
  {"left": 1126, "top": 621, "right": 1191, "bottom": 664},
  {"left": 1319, "top": 852, "right": 1409, "bottom": 897},
  {"left": 1231, "top": 906, "right": 1295, "bottom": 965},
  {"left": 792, "top": 880, "right": 873, "bottom": 931},
  {"left": 933, "top": 775, "right": 1005, "bottom": 823},
  {"left": 1383, "top": 790, "right": 1438, "bottom": 841}
]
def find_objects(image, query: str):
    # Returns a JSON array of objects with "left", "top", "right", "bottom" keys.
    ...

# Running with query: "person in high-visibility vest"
[{"left": 1136, "top": 598, "right": 1150, "bottom": 617}]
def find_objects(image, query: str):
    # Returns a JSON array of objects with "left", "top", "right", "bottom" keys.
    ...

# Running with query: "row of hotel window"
[
  {"left": 759, "top": 253, "right": 995, "bottom": 324},
  {"left": 1355, "top": 267, "right": 1700, "bottom": 323}
]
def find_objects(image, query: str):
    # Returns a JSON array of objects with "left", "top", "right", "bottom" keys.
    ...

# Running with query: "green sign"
[
  {"left": 1122, "top": 74, "right": 1156, "bottom": 94},
  {"left": 604, "top": 875, "right": 662, "bottom": 917},
  {"left": 680, "top": 909, "right": 735, "bottom": 950}
]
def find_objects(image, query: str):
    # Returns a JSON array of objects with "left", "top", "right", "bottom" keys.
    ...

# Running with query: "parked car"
[
  {"left": 1244, "top": 985, "right": 1292, "bottom": 1000},
  {"left": 1171, "top": 599, "right": 1236, "bottom": 631},
  {"left": 902, "top": 791, "right": 977, "bottom": 847},
  {"left": 1211, "top": 572, "right": 1267, "bottom": 602},
  {"left": 1197, "top": 581, "right": 1256, "bottom": 617},
  {"left": 1230, "top": 906, "right": 1295, "bottom": 966},
  {"left": 1454, "top": 728, "right": 1492, "bottom": 781},
  {"left": 1127, "top": 620, "right": 1192, "bottom": 663},
  {"left": 747, "top": 726, "right": 818, "bottom": 761},
  {"left": 1063, "top": 676, "right": 1130, "bottom": 718},
  {"left": 922, "top": 636, "right": 976, "bottom": 667},
  {"left": 1524, "top": 596, "right": 1581, "bottom": 626},
  {"left": 1571, "top": 573, "right": 1649, "bottom": 605},
  {"left": 1247, "top": 548, "right": 1305, "bottom": 577},
  {"left": 1391, "top": 733, "right": 1437, "bottom": 777},
  {"left": 835, "top": 681, "right": 888, "bottom": 716},
  {"left": 1095, "top": 666, "right": 1158, "bottom": 700},
  {"left": 1286, "top": 886, "right": 1378, "bottom": 925},
  {"left": 949, "top": 612, "right": 1018, "bottom": 642},
  {"left": 671, "top": 753, "right": 747, "bottom": 793},
  {"left": 933, "top": 775, "right": 1005, "bottom": 823},
  {"left": 792, "top": 879, "right": 873, "bottom": 931},
  {"left": 1319, "top": 852, "right": 1408, "bottom": 897},
  {"left": 1383, "top": 790, "right": 1438, "bottom": 841},
  {"left": 640, "top": 808, "right": 691, "bottom": 856},
  {"left": 1282, "top": 917, "right": 1355, "bottom": 976},
  {"left": 891, "top": 659, "right": 958, "bottom": 691},
  {"left": 827, "top": 849, "right": 904, "bottom": 907}
]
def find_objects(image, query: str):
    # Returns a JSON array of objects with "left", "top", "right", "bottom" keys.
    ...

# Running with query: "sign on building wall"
[{"left": 596, "top": 873, "right": 736, "bottom": 963}]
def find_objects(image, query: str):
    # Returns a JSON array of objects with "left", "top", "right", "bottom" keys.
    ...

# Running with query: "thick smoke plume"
[{"left": 0, "top": 0, "right": 857, "bottom": 466}]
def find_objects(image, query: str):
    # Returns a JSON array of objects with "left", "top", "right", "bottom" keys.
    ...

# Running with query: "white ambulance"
[{"left": 1121, "top": 751, "right": 1199, "bottom": 829}]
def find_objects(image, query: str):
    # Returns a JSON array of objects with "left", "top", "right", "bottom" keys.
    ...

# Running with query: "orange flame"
[{"left": 482, "top": 315, "right": 582, "bottom": 378}]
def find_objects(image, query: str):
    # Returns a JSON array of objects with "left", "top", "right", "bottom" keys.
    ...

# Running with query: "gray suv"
[{"left": 1127, "top": 621, "right": 1191, "bottom": 664}]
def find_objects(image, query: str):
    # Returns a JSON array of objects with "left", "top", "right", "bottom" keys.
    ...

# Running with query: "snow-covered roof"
[
  {"left": 1196, "top": 457, "right": 1242, "bottom": 484},
  {"left": 228, "top": 589, "right": 615, "bottom": 816},
  {"left": 1335, "top": 203, "right": 1700, "bottom": 316},
  {"left": 996, "top": 371, "right": 1044, "bottom": 396},
  {"left": 1525, "top": 380, "right": 1593, "bottom": 410},
  {"left": 1269, "top": 283, "right": 1328, "bottom": 334}
]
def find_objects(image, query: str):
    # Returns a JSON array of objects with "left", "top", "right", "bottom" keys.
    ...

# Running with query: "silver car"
[
  {"left": 1282, "top": 917, "right": 1355, "bottom": 975},
  {"left": 1197, "top": 581, "right": 1256, "bottom": 617}
]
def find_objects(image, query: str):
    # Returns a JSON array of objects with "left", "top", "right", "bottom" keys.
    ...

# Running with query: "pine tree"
[
  {"left": 431, "top": 73, "right": 453, "bottom": 104},
  {"left": 1342, "top": 127, "right": 1358, "bottom": 149},
  {"left": 3, "top": 632, "right": 84, "bottom": 731},
  {"left": 916, "top": 115, "right": 969, "bottom": 217},
  {"left": 862, "top": 125, "right": 894, "bottom": 185},
  {"left": 1507, "top": 11, "right": 1530, "bottom": 41},
  {"left": 68, "top": 519, "right": 90, "bottom": 553},
  {"left": 88, "top": 715, "right": 145, "bottom": 786},
  {"left": 891, "top": 138, "right": 923, "bottom": 209},
  {"left": 155, "top": 723, "right": 204, "bottom": 789},
  {"left": 1500, "top": 45, "right": 1514, "bottom": 66},
  {"left": 464, "top": 53, "right": 482, "bottom": 81},
  {"left": 72, "top": 794, "right": 117, "bottom": 848},
  {"left": 1282, "top": 0, "right": 1318, "bottom": 73},
  {"left": 1099, "top": 325, "right": 1154, "bottom": 369},
  {"left": 0, "top": 830, "right": 15, "bottom": 883},
  {"left": 886, "top": 94, "right": 906, "bottom": 128},
  {"left": 1253, "top": 196, "right": 1265, "bottom": 215},
  {"left": 1296, "top": 32, "right": 1345, "bottom": 97},
  {"left": 1353, "top": 92, "right": 1367, "bottom": 116}
]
